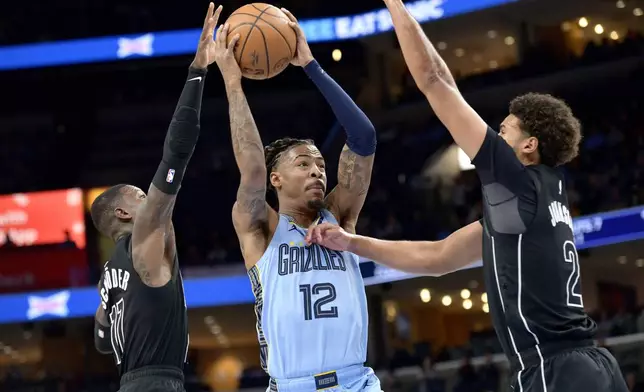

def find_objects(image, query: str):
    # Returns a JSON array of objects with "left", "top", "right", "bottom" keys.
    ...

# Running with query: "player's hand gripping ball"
[{"left": 224, "top": 3, "right": 297, "bottom": 79}]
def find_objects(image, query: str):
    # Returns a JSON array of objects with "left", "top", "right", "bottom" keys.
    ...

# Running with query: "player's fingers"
[
  {"left": 212, "top": 5, "right": 223, "bottom": 28},
  {"left": 204, "top": 18, "right": 215, "bottom": 42},
  {"left": 287, "top": 21, "right": 299, "bottom": 32},
  {"left": 315, "top": 224, "right": 332, "bottom": 242},
  {"left": 204, "top": 2, "right": 214, "bottom": 25},
  {"left": 215, "top": 24, "right": 225, "bottom": 48},
  {"left": 221, "top": 24, "right": 230, "bottom": 46},
  {"left": 306, "top": 227, "right": 321, "bottom": 245},
  {"left": 304, "top": 229, "right": 314, "bottom": 245},
  {"left": 280, "top": 8, "right": 298, "bottom": 23},
  {"left": 200, "top": 3, "right": 215, "bottom": 40},
  {"left": 227, "top": 34, "right": 240, "bottom": 53}
]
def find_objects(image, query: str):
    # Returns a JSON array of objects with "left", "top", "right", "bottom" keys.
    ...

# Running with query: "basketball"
[{"left": 225, "top": 3, "right": 297, "bottom": 80}]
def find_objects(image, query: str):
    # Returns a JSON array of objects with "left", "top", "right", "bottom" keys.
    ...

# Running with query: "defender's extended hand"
[
  {"left": 305, "top": 222, "right": 355, "bottom": 252},
  {"left": 192, "top": 3, "right": 223, "bottom": 69},
  {"left": 280, "top": 8, "right": 314, "bottom": 67},
  {"left": 214, "top": 23, "right": 242, "bottom": 84}
]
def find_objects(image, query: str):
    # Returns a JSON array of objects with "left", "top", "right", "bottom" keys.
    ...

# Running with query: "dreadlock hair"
[
  {"left": 90, "top": 184, "right": 128, "bottom": 239},
  {"left": 264, "top": 137, "right": 315, "bottom": 192},
  {"left": 509, "top": 93, "right": 582, "bottom": 167}
]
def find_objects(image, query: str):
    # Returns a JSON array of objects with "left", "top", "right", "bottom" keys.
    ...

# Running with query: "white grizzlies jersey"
[{"left": 248, "top": 210, "right": 369, "bottom": 380}]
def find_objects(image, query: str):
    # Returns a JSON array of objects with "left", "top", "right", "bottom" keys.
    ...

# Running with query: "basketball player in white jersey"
[{"left": 213, "top": 9, "right": 381, "bottom": 392}]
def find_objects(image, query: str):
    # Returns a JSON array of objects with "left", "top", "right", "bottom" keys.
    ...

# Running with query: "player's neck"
[
  {"left": 278, "top": 205, "right": 319, "bottom": 228},
  {"left": 520, "top": 151, "right": 540, "bottom": 166},
  {"left": 112, "top": 227, "right": 132, "bottom": 242}
]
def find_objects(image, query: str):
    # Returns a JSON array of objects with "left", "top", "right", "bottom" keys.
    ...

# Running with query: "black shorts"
[
  {"left": 511, "top": 345, "right": 628, "bottom": 392},
  {"left": 119, "top": 366, "right": 185, "bottom": 392}
]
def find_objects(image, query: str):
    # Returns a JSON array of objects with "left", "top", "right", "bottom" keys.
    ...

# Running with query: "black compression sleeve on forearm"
[{"left": 152, "top": 67, "right": 207, "bottom": 194}]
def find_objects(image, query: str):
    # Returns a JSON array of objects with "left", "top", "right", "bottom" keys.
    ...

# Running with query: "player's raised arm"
[
  {"left": 306, "top": 221, "right": 482, "bottom": 275},
  {"left": 282, "top": 9, "right": 376, "bottom": 232},
  {"left": 383, "top": 0, "right": 487, "bottom": 159},
  {"left": 214, "top": 23, "right": 276, "bottom": 267},
  {"left": 132, "top": 3, "right": 221, "bottom": 286}
]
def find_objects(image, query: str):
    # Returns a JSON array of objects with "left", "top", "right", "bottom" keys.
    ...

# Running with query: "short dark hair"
[
  {"left": 509, "top": 93, "right": 582, "bottom": 167},
  {"left": 264, "top": 137, "right": 314, "bottom": 189},
  {"left": 90, "top": 184, "right": 128, "bottom": 238}
]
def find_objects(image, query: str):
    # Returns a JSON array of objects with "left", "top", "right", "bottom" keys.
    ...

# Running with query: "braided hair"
[{"left": 264, "top": 137, "right": 314, "bottom": 192}]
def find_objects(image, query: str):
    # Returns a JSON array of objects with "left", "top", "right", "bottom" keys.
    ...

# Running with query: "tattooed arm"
[
  {"left": 384, "top": 0, "right": 487, "bottom": 159},
  {"left": 326, "top": 146, "right": 374, "bottom": 233},
  {"left": 213, "top": 23, "right": 277, "bottom": 268},
  {"left": 226, "top": 80, "right": 268, "bottom": 225},
  {"left": 225, "top": 80, "right": 277, "bottom": 268}
]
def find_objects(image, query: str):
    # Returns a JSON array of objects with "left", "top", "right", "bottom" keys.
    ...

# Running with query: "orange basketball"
[{"left": 225, "top": 3, "right": 297, "bottom": 80}]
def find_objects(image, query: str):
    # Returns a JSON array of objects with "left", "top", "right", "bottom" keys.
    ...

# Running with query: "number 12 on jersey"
[
  {"left": 109, "top": 298, "right": 126, "bottom": 364},
  {"left": 299, "top": 283, "right": 338, "bottom": 320},
  {"left": 563, "top": 241, "right": 584, "bottom": 308}
]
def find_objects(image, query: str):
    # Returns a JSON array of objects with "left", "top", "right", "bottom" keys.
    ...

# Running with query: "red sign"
[
  {"left": 0, "top": 188, "right": 86, "bottom": 248},
  {"left": 0, "top": 246, "right": 88, "bottom": 293}
]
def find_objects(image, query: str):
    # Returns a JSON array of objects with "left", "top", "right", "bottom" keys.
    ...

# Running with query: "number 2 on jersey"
[
  {"left": 563, "top": 241, "right": 584, "bottom": 308},
  {"left": 109, "top": 298, "right": 126, "bottom": 364},
  {"left": 299, "top": 283, "right": 338, "bottom": 320}
]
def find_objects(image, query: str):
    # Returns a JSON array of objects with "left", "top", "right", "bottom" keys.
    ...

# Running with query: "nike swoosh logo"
[{"left": 188, "top": 76, "right": 202, "bottom": 82}]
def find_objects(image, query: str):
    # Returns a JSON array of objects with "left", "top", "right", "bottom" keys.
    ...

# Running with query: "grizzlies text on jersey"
[{"left": 248, "top": 210, "right": 369, "bottom": 381}]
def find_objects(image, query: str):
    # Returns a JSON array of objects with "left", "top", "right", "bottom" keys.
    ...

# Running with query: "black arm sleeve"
[
  {"left": 94, "top": 318, "right": 113, "bottom": 355},
  {"left": 471, "top": 127, "right": 538, "bottom": 233},
  {"left": 152, "top": 67, "right": 207, "bottom": 194}
]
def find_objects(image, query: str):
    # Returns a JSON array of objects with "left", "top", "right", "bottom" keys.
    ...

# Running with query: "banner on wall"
[
  {"left": 0, "top": 188, "right": 86, "bottom": 248},
  {"left": 0, "top": 0, "right": 517, "bottom": 70},
  {"left": 0, "top": 204, "right": 640, "bottom": 324},
  {"left": 0, "top": 246, "right": 88, "bottom": 294}
]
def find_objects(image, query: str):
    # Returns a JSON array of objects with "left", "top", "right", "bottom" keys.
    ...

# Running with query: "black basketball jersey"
[
  {"left": 98, "top": 233, "right": 189, "bottom": 375},
  {"left": 472, "top": 127, "right": 596, "bottom": 364}
]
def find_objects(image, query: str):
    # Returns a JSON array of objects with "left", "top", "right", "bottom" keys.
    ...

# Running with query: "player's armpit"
[
  {"left": 326, "top": 145, "right": 374, "bottom": 233},
  {"left": 349, "top": 221, "right": 482, "bottom": 275},
  {"left": 131, "top": 184, "right": 175, "bottom": 287},
  {"left": 232, "top": 202, "right": 278, "bottom": 269}
]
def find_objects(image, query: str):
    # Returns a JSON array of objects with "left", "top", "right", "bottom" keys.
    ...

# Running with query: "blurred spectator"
[
  {"left": 453, "top": 353, "right": 479, "bottom": 392},
  {"left": 419, "top": 356, "right": 447, "bottom": 392},
  {"left": 478, "top": 350, "right": 500, "bottom": 392}
]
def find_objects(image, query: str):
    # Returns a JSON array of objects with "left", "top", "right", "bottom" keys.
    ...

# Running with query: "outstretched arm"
[
  {"left": 282, "top": 9, "right": 376, "bottom": 232},
  {"left": 384, "top": 0, "right": 487, "bottom": 159},
  {"left": 131, "top": 3, "right": 220, "bottom": 286},
  {"left": 307, "top": 221, "right": 483, "bottom": 275},
  {"left": 226, "top": 80, "right": 269, "bottom": 231},
  {"left": 214, "top": 23, "right": 275, "bottom": 267}
]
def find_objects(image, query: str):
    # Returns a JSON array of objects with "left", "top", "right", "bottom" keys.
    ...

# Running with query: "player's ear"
[
  {"left": 270, "top": 171, "right": 282, "bottom": 190},
  {"left": 523, "top": 136, "right": 539, "bottom": 155},
  {"left": 114, "top": 207, "right": 132, "bottom": 221}
]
